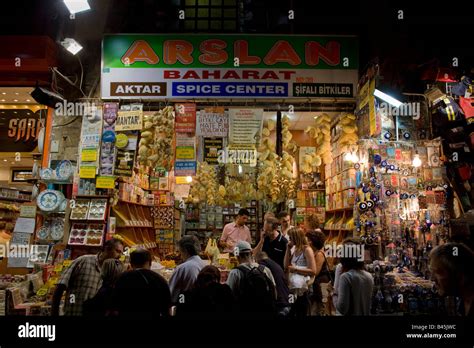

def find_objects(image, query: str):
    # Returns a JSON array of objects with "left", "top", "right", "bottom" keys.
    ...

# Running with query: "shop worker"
[
  {"left": 429, "top": 243, "right": 474, "bottom": 317},
  {"left": 253, "top": 217, "right": 288, "bottom": 269},
  {"left": 52, "top": 238, "right": 124, "bottom": 316},
  {"left": 169, "top": 236, "right": 205, "bottom": 304},
  {"left": 113, "top": 249, "right": 171, "bottom": 318},
  {"left": 227, "top": 241, "right": 276, "bottom": 317},
  {"left": 277, "top": 211, "right": 294, "bottom": 241},
  {"left": 219, "top": 208, "right": 252, "bottom": 253}
]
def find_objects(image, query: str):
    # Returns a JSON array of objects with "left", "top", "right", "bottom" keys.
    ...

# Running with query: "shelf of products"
[
  {"left": 0, "top": 187, "right": 32, "bottom": 202},
  {"left": 69, "top": 198, "right": 107, "bottom": 221}
]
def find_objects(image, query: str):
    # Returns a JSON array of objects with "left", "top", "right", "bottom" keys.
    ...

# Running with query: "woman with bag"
[
  {"left": 284, "top": 227, "right": 316, "bottom": 317},
  {"left": 306, "top": 229, "right": 334, "bottom": 316}
]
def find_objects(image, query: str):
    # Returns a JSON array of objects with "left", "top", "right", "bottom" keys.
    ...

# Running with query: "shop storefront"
[{"left": 1, "top": 33, "right": 473, "bottom": 317}]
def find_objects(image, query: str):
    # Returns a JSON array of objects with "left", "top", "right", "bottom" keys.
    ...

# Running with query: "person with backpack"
[{"left": 226, "top": 241, "right": 277, "bottom": 317}]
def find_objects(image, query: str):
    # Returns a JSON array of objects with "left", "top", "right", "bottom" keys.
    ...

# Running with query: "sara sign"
[
  {"left": 0, "top": 109, "right": 44, "bottom": 152},
  {"left": 102, "top": 35, "right": 358, "bottom": 99}
]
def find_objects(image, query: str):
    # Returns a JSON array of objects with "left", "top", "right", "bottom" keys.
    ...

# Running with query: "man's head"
[
  {"left": 429, "top": 243, "right": 474, "bottom": 296},
  {"left": 255, "top": 251, "right": 269, "bottom": 263},
  {"left": 130, "top": 248, "right": 152, "bottom": 270},
  {"left": 263, "top": 217, "right": 280, "bottom": 235},
  {"left": 235, "top": 240, "right": 253, "bottom": 263},
  {"left": 339, "top": 238, "right": 364, "bottom": 271},
  {"left": 235, "top": 208, "right": 250, "bottom": 226},
  {"left": 102, "top": 238, "right": 124, "bottom": 260},
  {"left": 277, "top": 211, "right": 291, "bottom": 229},
  {"left": 177, "top": 236, "right": 201, "bottom": 260}
]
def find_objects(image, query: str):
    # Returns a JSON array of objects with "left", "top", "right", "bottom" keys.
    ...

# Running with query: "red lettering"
[
  {"left": 234, "top": 40, "right": 261, "bottom": 65},
  {"left": 121, "top": 40, "right": 159, "bottom": 65},
  {"left": 199, "top": 39, "right": 228, "bottom": 65},
  {"left": 182, "top": 70, "right": 200, "bottom": 79},
  {"left": 242, "top": 70, "right": 260, "bottom": 79},
  {"left": 164, "top": 70, "right": 181, "bottom": 79},
  {"left": 263, "top": 41, "right": 301, "bottom": 66},
  {"left": 163, "top": 40, "right": 194, "bottom": 65},
  {"left": 261, "top": 71, "right": 279, "bottom": 79},
  {"left": 280, "top": 71, "right": 296, "bottom": 79},
  {"left": 222, "top": 70, "right": 241, "bottom": 79},
  {"left": 202, "top": 70, "right": 221, "bottom": 79},
  {"left": 305, "top": 41, "right": 340, "bottom": 66}
]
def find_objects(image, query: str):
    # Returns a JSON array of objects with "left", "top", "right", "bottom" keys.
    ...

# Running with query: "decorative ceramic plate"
[
  {"left": 31, "top": 185, "right": 39, "bottom": 200},
  {"left": 37, "top": 190, "right": 62, "bottom": 212},
  {"left": 40, "top": 168, "right": 54, "bottom": 180},
  {"left": 37, "top": 226, "right": 49, "bottom": 240},
  {"left": 50, "top": 222, "right": 64, "bottom": 240},
  {"left": 56, "top": 160, "right": 73, "bottom": 180},
  {"left": 59, "top": 199, "right": 67, "bottom": 212}
]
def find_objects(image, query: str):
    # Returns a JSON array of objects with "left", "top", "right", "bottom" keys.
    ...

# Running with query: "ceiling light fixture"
[
  {"left": 61, "top": 38, "right": 83, "bottom": 55},
  {"left": 63, "top": 0, "right": 90, "bottom": 14},
  {"left": 374, "top": 89, "right": 403, "bottom": 108}
]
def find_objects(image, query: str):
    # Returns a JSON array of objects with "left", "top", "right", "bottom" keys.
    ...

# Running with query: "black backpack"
[{"left": 236, "top": 265, "right": 276, "bottom": 315}]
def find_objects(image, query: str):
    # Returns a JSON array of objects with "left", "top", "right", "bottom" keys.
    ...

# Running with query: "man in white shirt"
[{"left": 169, "top": 236, "right": 205, "bottom": 304}]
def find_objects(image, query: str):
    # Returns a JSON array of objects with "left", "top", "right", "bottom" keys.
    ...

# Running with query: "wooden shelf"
[
  {"left": 117, "top": 222, "right": 154, "bottom": 228},
  {"left": 74, "top": 195, "right": 110, "bottom": 199},
  {"left": 0, "top": 197, "right": 31, "bottom": 203},
  {"left": 326, "top": 208, "right": 353, "bottom": 213},
  {"left": 118, "top": 199, "right": 153, "bottom": 207}
]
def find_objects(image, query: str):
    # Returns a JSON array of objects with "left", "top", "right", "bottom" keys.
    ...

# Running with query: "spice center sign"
[{"left": 102, "top": 35, "right": 358, "bottom": 99}]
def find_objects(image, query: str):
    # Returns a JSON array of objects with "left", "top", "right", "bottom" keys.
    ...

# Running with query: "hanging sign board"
[
  {"left": 228, "top": 108, "right": 263, "bottom": 146},
  {"left": 175, "top": 103, "right": 196, "bottom": 133},
  {"left": 102, "top": 34, "right": 358, "bottom": 99},
  {"left": 196, "top": 111, "right": 228, "bottom": 137},
  {"left": 115, "top": 110, "right": 143, "bottom": 131},
  {"left": 203, "top": 138, "right": 224, "bottom": 165}
]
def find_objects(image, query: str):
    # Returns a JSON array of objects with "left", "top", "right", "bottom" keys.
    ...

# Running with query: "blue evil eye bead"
[
  {"left": 385, "top": 190, "right": 392, "bottom": 196},
  {"left": 384, "top": 131, "right": 392, "bottom": 140},
  {"left": 358, "top": 202, "right": 368, "bottom": 211},
  {"left": 374, "top": 154, "right": 382, "bottom": 165},
  {"left": 443, "top": 184, "right": 448, "bottom": 189},
  {"left": 369, "top": 167, "right": 375, "bottom": 174},
  {"left": 354, "top": 163, "right": 360, "bottom": 170},
  {"left": 403, "top": 131, "right": 411, "bottom": 140},
  {"left": 427, "top": 186, "right": 432, "bottom": 191},
  {"left": 381, "top": 160, "right": 387, "bottom": 168},
  {"left": 370, "top": 177, "right": 377, "bottom": 184},
  {"left": 376, "top": 183, "right": 381, "bottom": 189},
  {"left": 366, "top": 200, "right": 374, "bottom": 209},
  {"left": 355, "top": 197, "right": 360, "bottom": 202},
  {"left": 389, "top": 165, "right": 395, "bottom": 171},
  {"left": 363, "top": 186, "right": 370, "bottom": 193},
  {"left": 410, "top": 194, "right": 417, "bottom": 199},
  {"left": 401, "top": 193, "right": 409, "bottom": 200},
  {"left": 372, "top": 195, "right": 379, "bottom": 202}
]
